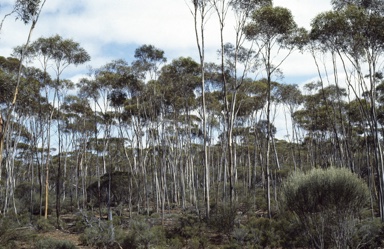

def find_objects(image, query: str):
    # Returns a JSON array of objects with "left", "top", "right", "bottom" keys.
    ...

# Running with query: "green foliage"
[
  {"left": 231, "top": 226, "right": 249, "bottom": 247},
  {"left": 245, "top": 5, "right": 299, "bottom": 47},
  {"left": 169, "top": 212, "right": 209, "bottom": 248},
  {"left": 15, "top": 0, "right": 42, "bottom": 24},
  {"left": 79, "top": 220, "right": 125, "bottom": 249},
  {"left": 167, "top": 237, "right": 184, "bottom": 249},
  {"left": 209, "top": 203, "right": 238, "bottom": 236},
  {"left": 187, "top": 236, "right": 204, "bottom": 249},
  {"left": 35, "top": 217, "right": 55, "bottom": 232},
  {"left": 245, "top": 216, "right": 283, "bottom": 248},
  {"left": 14, "top": 182, "right": 41, "bottom": 214},
  {"left": 222, "top": 213, "right": 307, "bottom": 249},
  {"left": 254, "top": 188, "right": 268, "bottom": 211},
  {"left": 123, "top": 216, "right": 166, "bottom": 248},
  {"left": 175, "top": 213, "right": 204, "bottom": 239},
  {"left": 282, "top": 167, "right": 370, "bottom": 248},
  {"left": 283, "top": 167, "right": 369, "bottom": 215},
  {"left": 34, "top": 238, "right": 77, "bottom": 249},
  {"left": 0, "top": 217, "right": 36, "bottom": 249},
  {"left": 350, "top": 217, "right": 384, "bottom": 248},
  {"left": 275, "top": 212, "right": 309, "bottom": 248}
]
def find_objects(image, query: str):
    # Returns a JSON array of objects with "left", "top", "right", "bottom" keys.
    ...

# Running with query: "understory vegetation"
[{"left": 0, "top": 167, "right": 382, "bottom": 249}]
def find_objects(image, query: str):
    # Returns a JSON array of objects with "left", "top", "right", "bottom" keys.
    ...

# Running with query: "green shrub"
[
  {"left": 275, "top": 212, "right": 309, "bottom": 248},
  {"left": 79, "top": 220, "right": 125, "bottom": 248},
  {"left": 71, "top": 217, "right": 87, "bottom": 233},
  {"left": 350, "top": 217, "right": 384, "bottom": 248},
  {"left": 245, "top": 216, "right": 283, "bottom": 248},
  {"left": 231, "top": 226, "right": 248, "bottom": 246},
  {"left": 209, "top": 203, "right": 238, "bottom": 236},
  {"left": 34, "top": 238, "right": 77, "bottom": 249},
  {"left": 35, "top": 217, "right": 55, "bottom": 232},
  {"left": 166, "top": 213, "right": 210, "bottom": 248},
  {"left": 187, "top": 236, "right": 201, "bottom": 249},
  {"left": 283, "top": 167, "right": 369, "bottom": 214},
  {"left": 167, "top": 237, "right": 184, "bottom": 249},
  {"left": 0, "top": 218, "right": 36, "bottom": 249},
  {"left": 123, "top": 216, "right": 166, "bottom": 248},
  {"left": 174, "top": 213, "right": 204, "bottom": 239},
  {"left": 282, "top": 167, "right": 370, "bottom": 249},
  {"left": 15, "top": 182, "right": 41, "bottom": 215}
]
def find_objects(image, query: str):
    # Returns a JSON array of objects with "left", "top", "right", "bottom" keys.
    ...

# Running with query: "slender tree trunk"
[
  {"left": 56, "top": 89, "right": 62, "bottom": 228},
  {"left": 265, "top": 44, "right": 272, "bottom": 219},
  {"left": 192, "top": 0, "right": 210, "bottom": 219},
  {"left": 44, "top": 95, "right": 56, "bottom": 218}
]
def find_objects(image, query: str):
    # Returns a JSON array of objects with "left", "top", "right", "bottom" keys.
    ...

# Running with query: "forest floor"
[
  {"left": 39, "top": 229, "right": 92, "bottom": 249},
  {"left": 9, "top": 203, "right": 261, "bottom": 248},
  {"left": 13, "top": 210, "right": 231, "bottom": 249},
  {"left": 13, "top": 223, "right": 93, "bottom": 249},
  {"left": 13, "top": 229, "right": 90, "bottom": 249}
]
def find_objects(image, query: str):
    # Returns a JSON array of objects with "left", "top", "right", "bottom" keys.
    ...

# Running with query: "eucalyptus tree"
[
  {"left": 104, "top": 59, "right": 147, "bottom": 215},
  {"left": 275, "top": 83, "right": 303, "bottom": 170},
  {"left": 133, "top": 44, "right": 167, "bottom": 81},
  {"left": 106, "top": 61, "right": 143, "bottom": 173},
  {"left": 129, "top": 80, "right": 163, "bottom": 214},
  {"left": 210, "top": 0, "right": 270, "bottom": 204},
  {"left": 158, "top": 57, "right": 200, "bottom": 209},
  {"left": 244, "top": 5, "right": 302, "bottom": 217},
  {"left": 308, "top": 9, "right": 361, "bottom": 174},
  {"left": 376, "top": 79, "right": 384, "bottom": 130},
  {"left": 0, "top": 0, "right": 47, "bottom": 187},
  {"left": 344, "top": 97, "right": 377, "bottom": 211},
  {"left": 0, "top": 59, "right": 45, "bottom": 215},
  {"left": 0, "top": 58, "right": 28, "bottom": 214},
  {"left": 21, "top": 34, "right": 90, "bottom": 222},
  {"left": 20, "top": 66, "right": 52, "bottom": 217},
  {"left": 236, "top": 78, "right": 268, "bottom": 190},
  {"left": 60, "top": 94, "right": 94, "bottom": 209},
  {"left": 309, "top": 0, "right": 384, "bottom": 220},
  {"left": 9, "top": 71, "right": 55, "bottom": 218},
  {"left": 13, "top": 36, "right": 57, "bottom": 217},
  {"left": 78, "top": 60, "right": 133, "bottom": 229},
  {"left": 133, "top": 45, "right": 167, "bottom": 216},
  {"left": 77, "top": 77, "right": 105, "bottom": 213},
  {"left": 2, "top": 117, "right": 32, "bottom": 215},
  {"left": 93, "top": 60, "right": 131, "bottom": 174},
  {"left": 188, "top": 0, "right": 213, "bottom": 218},
  {"left": 293, "top": 83, "right": 348, "bottom": 169}
]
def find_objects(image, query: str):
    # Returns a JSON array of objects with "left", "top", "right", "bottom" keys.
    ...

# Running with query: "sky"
[
  {"left": 0, "top": 0, "right": 333, "bottom": 81},
  {"left": 0, "top": 0, "right": 334, "bottom": 138}
]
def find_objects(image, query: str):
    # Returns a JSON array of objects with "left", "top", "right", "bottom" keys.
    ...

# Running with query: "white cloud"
[
  {"left": 0, "top": 0, "right": 333, "bottom": 71},
  {"left": 275, "top": 0, "right": 332, "bottom": 29}
]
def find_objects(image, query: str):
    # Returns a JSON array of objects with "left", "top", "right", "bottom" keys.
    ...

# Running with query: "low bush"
[
  {"left": 349, "top": 217, "right": 384, "bottom": 248},
  {"left": 209, "top": 202, "right": 238, "bottom": 237},
  {"left": 245, "top": 216, "right": 283, "bottom": 248},
  {"left": 35, "top": 217, "right": 55, "bottom": 232},
  {"left": 14, "top": 182, "right": 41, "bottom": 215},
  {"left": 122, "top": 216, "right": 166, "bottom": 248},
  {"left": 282, "top": 167, "right": 370, "bottom": 248},
  {"left": 0, "top": 216, "right": 35, "bottom": 249},
  {"left": 79, "top": 220, "right": 125, "bottom": 249},
  {"left": 167, "top": 237, "right": 184, "bottom": 249},
  {"left": 166, "top": 212, "right": 209, "bottom": 248},
  {"left": 34, "top": 238, "right": 77, "bottom": 249}
]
